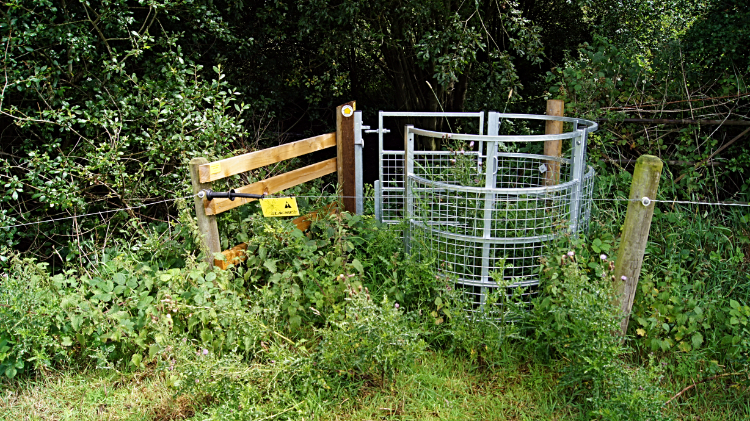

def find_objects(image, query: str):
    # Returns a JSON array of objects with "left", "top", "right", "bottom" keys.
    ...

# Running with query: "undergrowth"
[{"left": 1, "top": 172, "right": 749, "bottom": 419}]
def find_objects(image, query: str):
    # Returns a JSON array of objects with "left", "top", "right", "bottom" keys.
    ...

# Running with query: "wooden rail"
[
  {"left": 189, "top": 101, "right": 357, "bottom": 269},
  {"left": 204, "top": 158, "right": 337, "bottom": 216},
  {"left": 198, "top": 133, "right": 336, "bottom": 183}
]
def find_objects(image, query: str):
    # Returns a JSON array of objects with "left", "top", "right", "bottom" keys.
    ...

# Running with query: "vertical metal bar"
[
  {"left": 404, "top": 125, "right": 415, "bottom": 253},
  {"left": 354, "top": 111, "right": 364, "bottom": 215},
  {"left": 569, "top": 121, "right": 586, "bottom": 233},
  {"left": 378, "top": 110, "right": 385, "bottom": 221},
  {"left": 374, "top": 180, "right": 382, "bottom": 222},
  {"left": 479, "top": 113, "right": 500, "bottom": 307},
  {"left": 478, "top": 111, "right": 489, "bottom": 169},
  {"left": 378, "top": 111, "right": 385, "bottom": 189},
  {"left": 577, "top": 126, "right": 589, "bottom": 232}
]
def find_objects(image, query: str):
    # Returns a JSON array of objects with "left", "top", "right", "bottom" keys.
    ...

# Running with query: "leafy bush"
[
  {"left": 1, "top": 238, "right": 271, "bottom": 377},
  {"left": 0, "top": 0, "right": 250, "bottom": 256},
  {"left": 0, "top": 255, "right": 67, "bottom": 377},
  {"left": 316, "top": 285, "right": 425, "bottom": 385},
  {"left": 528, "top": 237, "right": 672, "bottom": 420},
  {"left": 529, "top": 238, "right": 623, "bottom": 382},
  {"left": 227, "top": 211, "right": 375, "bottom": 328},
  {"left": 632, "top": 267, "right": 750, "bottom": 375}
]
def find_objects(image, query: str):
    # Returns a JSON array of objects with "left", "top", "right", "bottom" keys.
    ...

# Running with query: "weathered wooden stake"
[
  {"left": 544, "top": 99, "right": 564, "bottom": 186},
  {"left": 336, "top": 100, "right": 357, "bottom": 213},
  {"left": 614, "top": 154, "right": 663, "bottom": 336},
  {"left": 189, "top": 157, "right": 221, "bottom": 266}
]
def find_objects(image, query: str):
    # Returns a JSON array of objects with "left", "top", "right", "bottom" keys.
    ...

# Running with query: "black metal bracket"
[{"left": 199, "top": 189, "right": 267, "bottom": 201}]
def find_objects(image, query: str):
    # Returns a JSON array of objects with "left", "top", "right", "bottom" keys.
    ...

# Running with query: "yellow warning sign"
[
  {"left": 260, "top": 197, "right": 300, "bottom": 217},
  {"left": 210, "top": 163, "right": 221, "bottom": 175}
]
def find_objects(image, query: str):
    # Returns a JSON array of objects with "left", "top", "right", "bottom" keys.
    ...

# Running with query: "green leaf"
[
  {"left": 114, "top": 273, "right": 126, "bottom": 285},
  {"left": 264, "top": 259, "right": 278, "bottom": 274},
  {"left": 351, "top": 259, "right": 364, "bottom": 274},
  {"left": 61, "top": 336, "right": 73, "bottom": 347},
  {"left": 691, "top": 332, "right": 703, "bottom": 349},
  {"left": 131, "top": 353, "right": 143, "bottom": 367},
  {"left": 289, "top": 315, "right": 302, "bottom": 330},
  {"left": 200, "top": 329, "right": 213, "bottom": 344},
  {"left": 5, "top": 365, "right": 17, "bottom": 378},
  {"left": 71, "top": 314, "right": 83, "bottom": 331}
]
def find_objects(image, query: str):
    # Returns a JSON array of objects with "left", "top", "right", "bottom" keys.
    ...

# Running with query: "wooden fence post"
[
  {"left": 189, "top": 157, "right": 221, "bottom": 266},
  {"left": 336, "top": 101, "right": 357, "bottom": 213},
  {"left": 544, "top": 99, "right": 564, "bottom": 186},
  {"left": 614, "top": 154, "right": 663, "bottom": 336}
]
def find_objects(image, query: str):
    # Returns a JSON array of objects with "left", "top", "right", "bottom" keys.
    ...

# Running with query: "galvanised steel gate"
[{"left": 372, "top": 111, "right": 598, "bottom": 311}]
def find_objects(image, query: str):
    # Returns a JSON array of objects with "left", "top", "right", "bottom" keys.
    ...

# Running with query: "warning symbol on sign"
[{"left": 260, "top": 197, "right": 300, "bottom": 217}]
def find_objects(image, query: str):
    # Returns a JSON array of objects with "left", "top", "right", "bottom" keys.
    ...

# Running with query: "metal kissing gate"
[{"left": 364, "top": 111, "right": 598, "bottom": 311}]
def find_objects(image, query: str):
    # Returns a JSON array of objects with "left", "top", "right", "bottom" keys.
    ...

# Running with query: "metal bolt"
[{"left": 641, "top": 197, "right": 651, "bottom": 206}]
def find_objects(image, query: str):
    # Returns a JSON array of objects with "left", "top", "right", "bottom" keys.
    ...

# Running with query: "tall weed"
[{"left": 528, "top": 237, "right": 672, "bottom": 420}]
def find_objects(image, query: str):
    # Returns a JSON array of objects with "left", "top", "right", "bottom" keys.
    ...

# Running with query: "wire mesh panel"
[
  {"left": 393, "top": 113, "right": 598, "bottom": 314},
  {"left": 377, "top": 111, "right": 485, "bottom": 224}
]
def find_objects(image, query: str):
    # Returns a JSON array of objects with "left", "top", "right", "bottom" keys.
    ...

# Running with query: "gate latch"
[{"left": 364, "top": 127, "right": 391, "bottom": 134}]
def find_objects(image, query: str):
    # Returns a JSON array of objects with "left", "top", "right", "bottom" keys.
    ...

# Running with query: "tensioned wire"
[
  {"left": 2, "top": 194, "right": 750, "bottom": 230},
  {"left": 1, "top": 194, "right": 199, "bottom": 229}
]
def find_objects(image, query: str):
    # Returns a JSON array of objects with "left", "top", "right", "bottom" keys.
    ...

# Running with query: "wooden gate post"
[
  {"left": 336, "top": 101, "right": 357, "bottom": 213},
  {"left": 189, "top": 157, "right": 221, "bottom": 266},
  {"left": 544, "top": 99, "right": 564, "bottom": 186},
  {"left": 614, "top": 154, "right": 663, "bottom": 336}
]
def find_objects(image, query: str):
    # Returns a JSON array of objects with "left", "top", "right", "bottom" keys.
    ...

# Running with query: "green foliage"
[
  {"left": 290, "top": 0, "right": 542, "bottom": 117},
  {"left": 589, "top": 358, "right": 673, "bottom": 421},
  {"left": 228, "top": 211, "right": 377, "bottom": 329},
  {"left": 0, "top": 240, "right": 270, "bottom": 377},
  {"left": 0, "top": 0, "right": 249, "bottom": 255},
  {"left": 316, "top": 285, "right": 426, "bottom": 384},
  {"left": 546, "top": 0, "right": 750, "bottom": 201},
  {"left": 0, "top": 256, "right": 67, "bottom": 378},
  {"left": 529, "top": 238, "right": 623, "bottom": 382},
  {"left": 528, "top": 237, "right": 672, "bottom": 420}
]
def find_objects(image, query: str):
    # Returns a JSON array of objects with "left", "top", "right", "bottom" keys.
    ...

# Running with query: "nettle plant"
[
  {"left": 529, "top": 237, "right": 623, "bottom": 382},
  {"left": 225, "top": 209, "right": 380, "bottom": 329},
  {"left": 316, "top": 285, "right": 426, "bottom": 385}
]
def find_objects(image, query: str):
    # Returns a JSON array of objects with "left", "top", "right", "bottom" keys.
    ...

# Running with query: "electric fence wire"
[
  {"left": 2, "top": 194, "right": 750, "bottom": 230},
  {"left": 0, "top": 194, "right": 199, "bottom": 229},
  {"left": 285, "top": 195, "right": 750, "bottom": 208}
]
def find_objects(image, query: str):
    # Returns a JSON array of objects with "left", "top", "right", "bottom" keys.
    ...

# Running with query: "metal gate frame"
[
  {"left": 372, "top": 111, "right": 486, "bottom": 223},
  {"left": 371, "top": 111, "right": 597, "bottom": 310}
]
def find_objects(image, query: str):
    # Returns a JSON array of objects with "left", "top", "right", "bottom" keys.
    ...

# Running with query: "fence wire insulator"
[{"left": 201, "top": 189, "right": 267, "bottom": 201}]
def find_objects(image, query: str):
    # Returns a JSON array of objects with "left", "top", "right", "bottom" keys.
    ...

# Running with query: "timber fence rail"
[{"left": 189, "top": 101, "right": 359, "bottom": 269}]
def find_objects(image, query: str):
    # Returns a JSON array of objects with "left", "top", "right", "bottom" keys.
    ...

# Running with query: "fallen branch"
[{"left": 664, "top": 372, "right": 747, "bottom": 405}]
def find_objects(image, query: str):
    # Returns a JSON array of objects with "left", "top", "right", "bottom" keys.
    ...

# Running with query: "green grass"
[
  {"left": 1, "top": 349, "right": 747, "bottom": 420},
  {"left": 321, "top": 350, "right": 577, "bottom": 421},
  {"left": 0, "top": 367, "right": 205, "bottom": 420}
]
